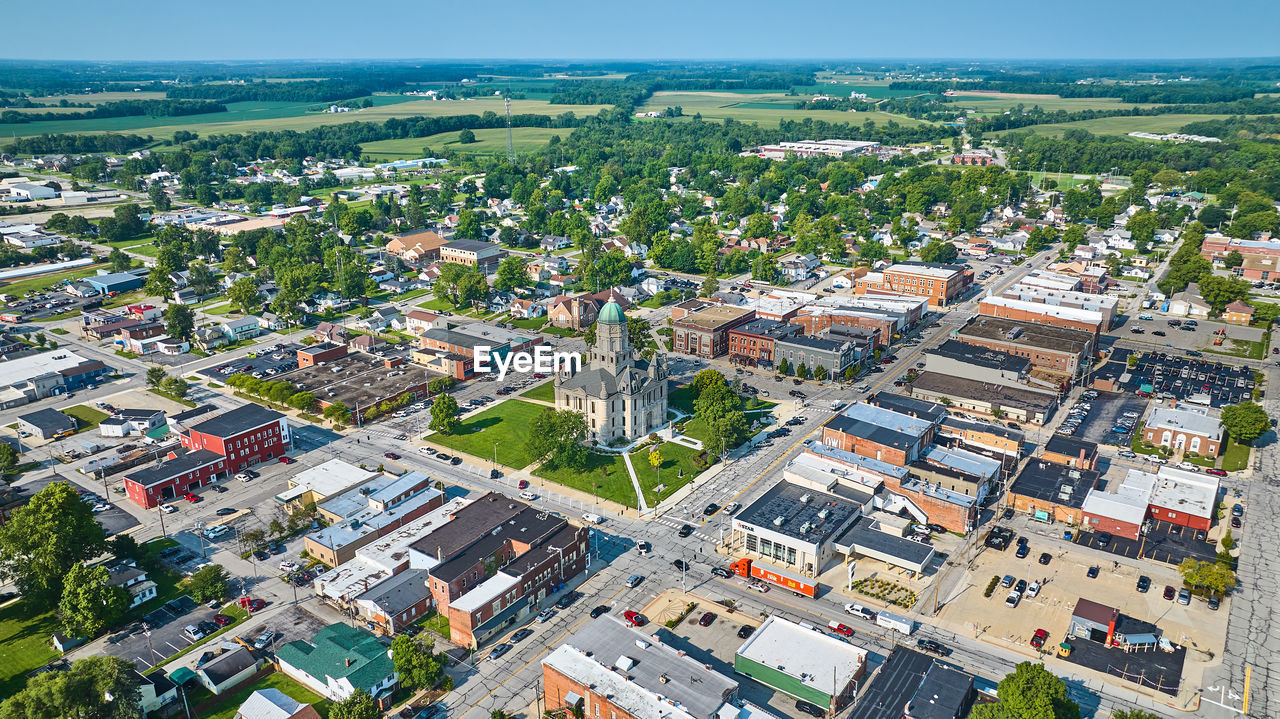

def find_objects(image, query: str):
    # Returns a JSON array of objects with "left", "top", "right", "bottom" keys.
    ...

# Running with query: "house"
[
  {"left": 277, "top": 624, "right": 398, "bottom": 709},
  {"left": 399, "top": 310, "right": 444, "bottom": 334},
  {"left": 99, "top": 409, "right": 165, "bottom": 438},
  {"left": 194, "top": 327, "right": 229, "bottom": 351},
  {"left": 508, "top": 298, "right": 546, "bottom": 319},
  {"left": 352, "top": 568, "right": 433, "bottom": 636},
  {"left": 234, "top": 689, "right": 321, "bottom": 719},
  {"left": 358, "top": 307, "right": 400, "bottom": 331},
  {"left": 1223, "top": 301, "right": 1255, "bottom": 326},
  {"left": 221, "top": 317, "right": 263, "bottom": 343},
  {"left": 137, "top": 670, "right": 178, "bottom": 716},
  {"left": 312, "top": 322, "right": 349, "bottom": 345},
  {"left": 540, "top": 235, "right": 572, "bottom": 252},
  {"left": 104, "top": 558, "right": 158, "bottom": 608},
  {"left": 258, "top": 313, "right": 289, "bottom": 332},
  {"left": 197, "top": 645, "right": 260, "bottom": 695},
  {"left": 776, "top": 252, "right": 822, "bottom": 282},
  {"left": 1167, "top": 284, "right": 1211, "bottom": 318},
  {"left": 17, "top": 408, "right": 76, "bottom": 440},
  {"left": 349, "top": 334, "right": 385, "bottom": 353}
]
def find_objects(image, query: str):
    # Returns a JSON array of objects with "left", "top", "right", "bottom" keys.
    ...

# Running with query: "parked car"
[
  {"left": 794, "top": 701, "right": 826, "bottom": 718},
  {"left": 1031, "top": 629, "right": 1049, "bottom": 649},
  {"left": 1038, "top": 552, "right": 1052, "bottom": 566},
  {"left": 623, "top": 611, "right": 648, "bottom": 627},
  {"left": 487, "top": 643, "right": 513, "bottom": 661},
  {"left": 916, "top": 639, "right": 949, "bottom": 656},
  {"left": 1177, "top": 588, "right": 1192, "bottom": 605},
  {"left": 212, "top": 613, "right": 233, "bottom": 626},
  {"left": 590, "top": 605, "right": 609, "bottom": 619},
  {"left": 737, "top": 625, "right": 755, "bottom": 639},
  {"left": 246, "top": 598, "right": 266, "bottom": 612},
  {"left": 1163, "top": 585, "right": 1176, "bottom": 600},
  {"left": 1087, "top": 566, "right": 1100, "bottom": 579},
  {"left": 1137, "top": 576, "right": 1151, "bottom": 593},
  {"left": 1004, "top": 591, "right": 1021, "bottom": 608},
  {"left": 252, "top": 630, "right": 278, "bottom": 650},
  {"left": 536, "top": 609, "right": 557, "bottom": 623},
  {"left": 698, "top": 612, "right": 716, "bottom": 627}
]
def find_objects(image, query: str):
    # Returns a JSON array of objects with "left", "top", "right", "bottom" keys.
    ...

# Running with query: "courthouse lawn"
[
  {"left": 535, "top": 451, "right": 636, "bottom": 507},
  {"left": 0, "top": 601, "right": 60, "bottom": 697},
  {"left": 632, "top": 442, "right": 705, "bottom": 506},
  {"left": 428, "top": 400, "right": 546, "bottom": 469},
  {"left": 520, "top": 382, "right": 555, "bottom": 403}
]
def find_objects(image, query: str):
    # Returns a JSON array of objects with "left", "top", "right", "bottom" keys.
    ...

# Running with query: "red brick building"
[
  {"left": 727, "top": 318, "right": 800, "bottom": 368},
  {"left": 855, "top": 262, "right": 973, "bottom": 308},
  {"left": 123, "top": 404, "right": 290, "bottom": 508},
  {"left": 672, "top": 305, "right": 756, "bottom": 358},
  {"left": 298, "top": 342, "right": 348, "bottom": 368},
  {"left": 791, "top": 310, "right": 895, "bottom": 348}
]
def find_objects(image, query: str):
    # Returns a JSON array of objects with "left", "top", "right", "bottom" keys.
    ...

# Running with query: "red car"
[
  {"left": 278, "top": 456, "right": 295, "bottom": 465},
  {"left": 212, "top": 613, "right": 233, "bottom": 626},
  {"left": 623, "top": 610, "right": 648, "bottom": 627},
  {"left": 698, "top": 612, "right": 715, "bottom": 627},
  {"left": 246, "top": 599, "right": 267, "bottom": 612},
  {"left": 517, "top": 480, "right": 529, "bottom": 490},
  {"left": 1206, "top": 468, "right": 1227, "bottom": 477},
  {"left": 184, "top": 493, "right": 202, "bottom": 503},
  {"left": 384, "top": 452, "right": 400, "bottom": 460},
  {"left": 1030, "top": 628, "right": 1049, "bottom": 649},
  {"left": 828, "top": 622, "right": 853, "bottom": 637}
]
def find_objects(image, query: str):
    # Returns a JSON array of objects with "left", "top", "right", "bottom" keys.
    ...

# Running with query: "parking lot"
[
  {"left": 1064, "top": 391, "right": 1148, "bottom": 446},
  {"left": 1124, "top": 352, "right": 1255, "bottom": 408},
  {"left": 196, "top": 342, "right": 304, "bottom": 382},
  {"left": 1072, "top": 520, "right": 1220, "bottom": 566},
  {"left": 102, "top": 595, "right": 220, "bottom": 671}
]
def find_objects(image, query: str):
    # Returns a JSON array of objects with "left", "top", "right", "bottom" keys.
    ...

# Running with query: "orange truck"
[{"left": 729, "top": 558, "right": 818, "bottom": 598}]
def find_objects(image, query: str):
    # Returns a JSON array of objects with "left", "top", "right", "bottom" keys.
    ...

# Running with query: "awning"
[{"left": 167, "top": 667, "right": 198, "bottom": 685}]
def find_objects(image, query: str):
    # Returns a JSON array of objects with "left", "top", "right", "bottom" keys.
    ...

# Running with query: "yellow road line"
[{"left": 1243, "top": 664, "right": 1251, "bottom": 715}]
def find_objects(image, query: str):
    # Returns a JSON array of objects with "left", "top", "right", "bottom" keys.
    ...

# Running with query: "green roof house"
[{"left": 276, "top": 623, "right": 398, "bottom": 709}]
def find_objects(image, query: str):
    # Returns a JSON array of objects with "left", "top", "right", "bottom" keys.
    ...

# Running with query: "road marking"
[{"left": 1243, "top": 664, "right": 1251, "bottom": 715}]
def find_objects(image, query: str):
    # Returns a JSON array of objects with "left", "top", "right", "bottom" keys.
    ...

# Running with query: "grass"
[
  {"left": 0, "top": 601, "right": 61, "bottom": 698},
  {"left": 148, "top": 387, "right": 197, "bottom": 408},
  {"left": 194, "top": 672, "right": 329, "bottom": 719},
  {"left": 535, "top": 451, "right": 636, "bottom": 507},
  {"left": 507, "top": 316, "right": 548, "bottom": 331},
  {"left": 428, "top": 399, "right": 546, "bottom": 469},
  {"left": 1205, "top": 337, "right": 1267, "bottom": 361},
  {"left": 417, "top": 297, "right": 462, "bottom": 312},
  {"left": 943, "top": 92, "right": 1160, "bottom": 113},
  {"left": 631, "top": 442, "right": 706, "bottom": 506},
  {"left": 994, "top": 113, "right": 1279, "bottom": 138},
  {"left": 541, "top": 325, "right": 578, "bottom": 338},
  {"left": 636, "top": 91, "right": 928, "bottom": 128},
  {"left": 361, "top": 127, "right": 569, "bottom": 159},
  {"left": 416, "top": 610, "right": 451, "bottom": 639},
  {"left": 3, "top": 97, "right": 611, "bottom": 140},
  {"left": 668, "top": 385, "right": 697, "bottom": 414},
  {"left": 1221, "top": 436, "right": 1252, "bottom": 472},
  {"left": 0, "top": 263, "right": 106, "bottom": 296},
  {"left": 520, "top": 382, "right": 555, "bottom": 403},
  {"left": 60, "top": 404, "right": 108, "bottom": 430},
  {"left": 48, "top": 328, "right": 68, "bottom": 335}
]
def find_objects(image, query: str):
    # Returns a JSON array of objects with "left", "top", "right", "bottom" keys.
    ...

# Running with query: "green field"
[
  {"left": 631, "top": 442, "right": 705, "bottom": 506},
  {"left": 535, "top": 451, "right": 636, "bottom": 507},
  {"left": 0, "top": 601, "right": 60, "bottom": 698},
  {"left": 3, "top": 97, "right": 611, "bottom": 139},
  {"left": 995, "top": 113, "right": 1275, "bottom": 138},
  {"left": 361, "top": 127, "right": 568, "bottom": 159},
  {"left": 0, "top": 263, "right": 107, "bottom": 296},
  {"left": 520, "top": 381, "right": 555, "bottom": 403},
  {"left": 61, "top": 405, "right": 108, "bottom": 430},
  {"left": 945, "top": 92, "right": 1159, "bottom": 114},
  {"left": 17, "top": 91, "right": 168, "bottom": 105},
  {"left": 636, "top": 91, "right": 927, "bottom": 127},
  {"left": 428, "top": 399, "right": 546, "bottom": 469}
]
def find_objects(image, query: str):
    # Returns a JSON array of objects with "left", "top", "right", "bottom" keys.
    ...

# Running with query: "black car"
[
  {"left": 1137, "top": 575, "right": 1151, "bottom": 593},
  {"left": 556, "top": 591, "right": 581, "bottom": 609},
  {"left": 795, "top": 701, "right": 826, "bottom": 718},
  {"left": 1038, "top": 552, "right": 1052, "bottom": 566},
  {"left": 1096, "top": 532, "right": 1112, "bottom": 548},
  {"left": 1015, "top": 544, "right": 1030, "bottom": 559},
  {"left": 711, "top": 566, "right": 732, "bottom": 579},
  {"left": 590, "top": 605, "right": 610, "bottom": 618},
  {"left": 510, "top": 628, "right": 534, "bottom": 644},
  {"left": 1087, "top": 566, "right": 1100, "bottom": 579},
  {"left": 1002, "top": 507, "right": 1014, "bottom": 520},
  {"left": 197, "top": 620, "right": 219, "bottom": 635},
  {"left": 678, "top": 525, "right": 694, "bottom": 538},
  {"left": 215, "top": 508, "right": 237, "bottom": 516},
  {"left": 672, "top": 559, "right": 689, "bottom": 571},
  {"left": 253, "top": 550, "right": 270, "bottom": 561},
  {"left": 737, "top": 625, "right": 755, "bottom": 639},
  {"left": 916, "top": 638, "right": 949, "bottom": 656},
  {"left": 927, "top": 523, "right": 947, "bottom": 534},
  {"left": 1014, "top": 579, "right": 1027, "bottom": 594},
  {"left": 703, "top": 503, "right": 720, "bottom": 516}
]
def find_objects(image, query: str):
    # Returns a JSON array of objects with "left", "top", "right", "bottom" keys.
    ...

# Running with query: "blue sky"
[{"left": 4, "top": 0, "right": 1278, "bottom": 61}]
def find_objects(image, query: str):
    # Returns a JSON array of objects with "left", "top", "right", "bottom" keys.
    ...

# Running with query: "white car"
[
  {"left": 159, "top": 503, "right": 176, "bottom": 514},
  {"left": 236, "top": 473, "right": 252, "bottom": 482},
  {"left": 1004, "top": 590, "right": 1021, "bottom": 608},
  {"left": 1147, "top": 456, "right": 1168, "bottom": 465},
  {"left": 279, "top": 561, "right": 300, "bottom": 572},
  {"left": 1177, "top": 461, "right": 1198, "bottom": 471},
  {"left": 92, "top": 502, "right": 111, "bottom": 512},
  {"left": 417, "top": 446, "right": 436, "bottom": 455},
  {"left": 1025, "top": 581, "right": 1041, "bottom": 598}
]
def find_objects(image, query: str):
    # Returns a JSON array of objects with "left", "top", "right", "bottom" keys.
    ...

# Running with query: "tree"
[
  {"left": 969, "top": 662, "right": 1081, "bottom": 719},
  {"left": 919, "top": 240, "right": 958, "bottom": 264},
  {"left": 648, "top": 447, "right": 663, "bottom": 472},
  {"left": 227, "top": 276, "right": 262, "bottom": 316},
  {"left": 428, "top": 377, "right": 455, "bottom": 395},
  {"left": 1197, "top": 275, "right": 1251, "bottom": 313},
  {"left": 458, "top": 128, "right": 477, "bottom": 144},
  {"left": 0, "top": 482, "right": 106, "bottom": 610},
  {"left": 109, "top": 535, "right": 142, "bottom": 563},
  {"left": 813, "top": 365, "right": 828, "bottom": 381},
  {"left": 493, "top": 256, "right": 528, "bottom": 293},
  {"left": 329, "top": 689, "right": 380, "bottom": 719},
  {"left": 145, "top": 367, "right": 168, "bottom": 389},
  {"left": 0, "top": 655, "right": 141, "bottom": 719},
  {"left": 796, "top": 363, "right": 810, "bottom": 380},
  {"left": 700, "top": 276, "right": 719, "bottom": 297},
  {"left": 107, "top": 247, "right": 132, "bottom": 273},
  {"left": 429, "top": 394, "right": 460, "bottom": 435},
  {"left": 859, "top": 240, "right": 888, "bottom": 265},
  {"left": 691, "top": 369, "right": 727, "bottom": 398},
  {"left": 186, "top": 564, "right": 229, "bottom": 603},
  {"left": 323, "top": 401, "right": 349, "bottom": 426},
  {"left": 161, "top": 376, "right": 189, "bottom": 400},
  {"left": 288, "top": 392, "right": 317, "bottom": 412},
  {"left": 58, "top": 562, "right": 129, "bottom": 638},
  {"left": 1178, "top": 558, "right": 1236, "bottom": 596},
  {"left": 1112, "top": 711, "right": 1160, "bottom": 719},
  {"left": 392, "top": 635, "right": 445, "bottom": 690},
  {"left": 524, "top": 409, "right": 589, "bottom": 471},
  {"left": 163, "top": 304, "right": 195, "bottom": 342},
  {"left": 1221, "top": 401, "right": 1269, "bottom": 444},
  {"left": 777, "top": 357, "right": 790, "bottom": 376},
  {"left": 1224, "top": 250, "right": 1244, "bottom": 269}
]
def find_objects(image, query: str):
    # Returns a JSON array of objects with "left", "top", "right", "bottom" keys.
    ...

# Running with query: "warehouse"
[{"left": 734, "top": 616, "right": 867, "bottom": 714}]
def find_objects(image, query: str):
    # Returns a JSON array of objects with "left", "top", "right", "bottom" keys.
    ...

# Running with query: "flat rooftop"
[
  {"left": 735, "top": 480, "right": 861, "bottom": 544},
  {"left": 730, "top": 318, "right": 800, "bottom": 340},
  {"left": 544, "top": 614, "right": 738, "bottom": 719},
  {"left": 885, "top": 261, "right": 967, "bottom": 279},
  {"left": 825, "top": 402, "right": 934, "bottom": 450},
  {"left": 278, "top": 458, "right": 380, "bottom": 502},
  {"left": 776, "top": 334, "right": 849, "bottom": 352},
  {"left": 980, "top": 295, "right": 1104, "bottom": 326},
  {"left": 0, "top": 349, "right": 95, "bottom": 386},
  {"left": 1043, "top": 434, "right": 1099, "bottom": 459},
  {"left": 956, "top": 315, "right": 1093, "bottom": 355},
  {"left": 940, "top": 415, "right": 1025, "bottom": 442},
  {"left": 1151, "top": 466, "right": 1219, "bottom": 519},
  {"left": 832, "top": 515, "right": 935, "bottom": 572},
  {"left": 736, "top": 616, "right": 867, "bottom": 697},
  {"left": 867, "top": 392, "right": 947, "bottom": 424},
  {"left": 1146, "top": 406, "right": 1222, "bottom": 441},
  {"left": 910, "top": 372, "right": 1058, "bottom": 414},
  {"left": 282, "top": 349, "right": 432, "bottom": 410},
  {"left": 929, "top": 339, "right": 1030, "bottom": 374},
  {"left": 674, "top": 305, "right": 754, "bottom": 331},
  {"left": 1009, "top": 460, "right": 1100, "bottom": 510}
]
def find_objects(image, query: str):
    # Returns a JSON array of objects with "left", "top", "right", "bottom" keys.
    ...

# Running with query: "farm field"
[
  {"left": 995, "top": 113, "right": 1275, "bottom": 138},
  {"left": 637, "top": 91, "right": 928, "bottom": 126},
  {"left": 944, "top": 92, "right": 1161, "bottom": 113},
  {"left": 361, "top": 127, "right": 568, "bottom": 159},
  {"left": 2, "top": 96, "right": 611, "bottom": 139},
  {"left": 10, "top": 91, "right": 168, "bottom": 105}
]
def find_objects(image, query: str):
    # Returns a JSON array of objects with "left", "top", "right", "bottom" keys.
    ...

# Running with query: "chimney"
[
  {"left": 345, "top": 657, "right": 352, "bottom": 667},
  {"left": 1078, "top": 448, "right": 1086, "bottom": 467}
]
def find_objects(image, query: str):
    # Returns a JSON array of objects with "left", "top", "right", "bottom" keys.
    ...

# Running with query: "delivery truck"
[
  {"left": 875, "top": 610, "right": 914, "bottom": 636},
  {"left": 729, "top": 558, "right": 818, "bottom": 598}
]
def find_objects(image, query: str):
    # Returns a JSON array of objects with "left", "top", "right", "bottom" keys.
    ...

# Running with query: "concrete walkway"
[{"left": 620, "top": 451, "right": 649, "bottom": 512}]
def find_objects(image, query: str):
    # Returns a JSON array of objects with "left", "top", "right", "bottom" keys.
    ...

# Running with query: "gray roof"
[
  {"left": 1009, "top": 460, "right": 1099, "bottom": 510},
  {"left": 557, "top": 361, "right": 661, "bottom": 399},
  {"left": 187, "top": 404, "right": 284, "bottom": 438},
  {"left": 355, "top": 568, "right": 430, "bottom": 615},
  {"left": 910, "top": 372, "right": 1058, "bottom": 413},
  {"left": 444, "top": 239, "right": 499, "bottom": 253},
  {"left": 905, "top": 662, "right": 973, "bottom": 719},
  {"left": 199, "top": 645, "right": 257, "bottom": 686},
  {"left": 929, "top": 338, "right": 1030, "bottom": 374},
  {"left": 868, "top": 392, "right": 948, "bottom": 424},
  {"left": 776, "top": 334, "right": 849, "bottom": 353},
  {"left": 125, "top": 449, "right": 224, "bottom": 487},
  {"left": 833, "top": 515, "right": 935, "bottom": 567},
  {"left": 737, "top": 480, "right": 860, "bottom": 544},
  {"left": 234, "top": 688, "right": 307, "bottom": 719},
  {"left": 848, "top": 649, "right": 935, "bottom": 719},
  {"left": 18, "top": 408, "right": 75, "bottom": 434}
]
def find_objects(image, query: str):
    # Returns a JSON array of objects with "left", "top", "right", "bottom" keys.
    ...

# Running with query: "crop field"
[
  {"left": 944, "top": 91, "right": 1160, "bottom": 114},
  {"left": 9, "top": 90, "right": 168, "bottom": 105},
  {"left": 637, "top": 91, "right": 928, "bottom": 127},
  {"left": 794, "top": 81, "right": 928, "bottom": 99},
  {"left": 2, "top": 96, "right": 611, "bottom": 139},
  {"left": 995, "top": 113, "right": 1275, "bottom": 138},
  {"left": 360, "top": 127, "right": 568, "bottom": 159}
]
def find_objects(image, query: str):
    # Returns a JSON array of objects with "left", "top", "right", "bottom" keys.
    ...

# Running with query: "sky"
[{"left": 3, "top": 0, "right": 1279, "bottom": 61}]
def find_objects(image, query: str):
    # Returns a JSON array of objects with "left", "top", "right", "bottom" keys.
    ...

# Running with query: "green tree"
[
  {"left": 145, "top": 367, "right": 168, "bottom": 389},
  {"left": 859, "top": 240, "right": 889, "bottom": 265},
  {"left": 163, "top": 304, "right": 195, "bottom": 342},
  {"left": 455, "top": 210, "right": 482, "bottom": 239},
  {"left": 524, "top": 409, "right": 589, "bottom": 471},
  {"left": 0, "top": 442, "right": 20, "bottom": 474},
  {"left": 1178, "top": 558, "right": 1236, "bottom": 596},
  {"left": 58, "top": 562, "right": 129, "bottom": 638},
  {"left": 700, "top": 276, "right": 719, "bottom": 297},
  {"left": 329, "top": 689, "right": 380, "bottom": 719},
  {"left": 323, "top": 401, "right": 350, "bottom": 426},
  {"left": 107, "top": 247, "right": 132, "bottom": 273},
  {"left": 109, "top": 534, "right": 142, "bottom": 563},
  {"left": 186, "top": 564, "right": 229, "bottom": 603},
  {"left": 0, "top": 482, "right": 106, "bottom": 610},
  {"left": 429, "top": 394, "right": 460, "bottom": 435},
  {"left": 919, "top": 240, "right": 958, "bottom": 264},
  {"left": 1221, "top": 401, "right": 1269, "bottom": 444},
  {"left": 777, "top": 357, "right": 790, "bottom": 375},
  {"left": 813, "top": 365, "right": 828, "bottom": 381},
  {"left": 227, "top": 276, "right": 262, "bottom": 316},
  {"left": 691, "top": 369, "right": 727, "bottom": 398},
  {"left": 392, "top": 635, "right": 445, "bottom": 690},
  {"left": 493, "top": 256, "right": 528, "bottom": 293},
  {"left": 969, "top": 662, "right": 1081, "bottom": 719},
  {"left": 288, "top": 392, "right": 317, "bottom": 412},
  {"left": 161, "top": 376, "right": 189, "bottom": 400},
  {"left": 1224, "top": 250, "right": 1244, "bottom": 269},
  {"left": 428, "top": 377, "right": 455, "bottom": 395},
  {"left": 797, "top": 363, "right": 810, "bottom": 379},
  {"left": 0, "top": 655, "right": 141, "bottom": 719},
  {"left": 1197, "top": 275, "right": 1251, "bottom": 313},
  {"left": 458, "top": 128, "right": 477, "bottom": 144}
]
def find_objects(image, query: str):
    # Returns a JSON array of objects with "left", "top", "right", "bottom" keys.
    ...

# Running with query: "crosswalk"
[{"left": 650, "top": 515, "right": 715, "bottom": 541}]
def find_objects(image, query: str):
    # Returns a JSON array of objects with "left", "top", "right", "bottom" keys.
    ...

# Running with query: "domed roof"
[{"left": 598, "top": 299, "right": 625, "bottom": 325}]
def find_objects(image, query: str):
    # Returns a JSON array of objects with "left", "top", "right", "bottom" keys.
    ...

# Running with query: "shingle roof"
[
  {"left": 277, "top": 624, "right": 393, "bottom": 694},
  {"left": 188, "top": 404, "right": 284, "bottom": 438}
]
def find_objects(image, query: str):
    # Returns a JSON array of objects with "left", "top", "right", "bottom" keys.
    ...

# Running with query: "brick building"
[
  {"left": 1006, "top": 459, "right": 1100, "bottom": 525},
  {"left": 438, "top": 239, "right": 506, "bottom": 269},
  {"left": 672, "top": 305, "right": 756, "bottom": 358},
  {"left": 727, "top": 318, "right": 801, "bottom": 368},
  {"left": 298, "top": 342, "right": 348, "bottom": 368},
  {"left": 1200, "top": 234, "right": 1280, "bottom": 281},
  {"left": 954, "top": 315, "right": 1095, "bottom": 380},
  {"left": 977, "top": 296, "right": 1105, "bottom": 335},
  {"left": 854, "top": 262, "right": 973, "bottom": 308},
  {"left": 1143, "top": 405, "right": 1223, "bottom": 457}
]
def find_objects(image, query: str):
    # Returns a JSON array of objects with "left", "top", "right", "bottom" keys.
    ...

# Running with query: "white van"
[
  {"left": 581, "top": 513, "right": 604, "bottom": 525},
  {"left": 519, "top": 490, "right": 537, "bottom": 501}
]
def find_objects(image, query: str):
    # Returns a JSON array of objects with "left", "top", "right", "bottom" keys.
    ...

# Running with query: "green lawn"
[
  {"left": 61, "top": 404, "right": 108, "bottom": 431},
  {"left": 542, "top": 325, "right": 578, "bottom": 338},
  {"left": 631, "top": 442, "right": 707, "bottom": 506},
  {"left": 417, "top": 297, "right": 462, "bottom": 312},
  {"left": 361, "top": 127, "right": 569, "bottom": 159},
  {"left": 1206, "top": 338, "right": 1267, "bottom": 361},
  {"left": 508, "top": 316, "right": 548, "bottom": 331},
  {"left": 535, "top": 451, "right": 637, "bottom": 507},
  {"left": 669, "top": 385, "right": 697, "bottom": 414},
  {"left": 194, "top": 671, "right": 329, "bottom": 719},
  {"left": 993, "top": 113, "right": 1278, "bottom": 138},
  {"left": 520, "top": 382, "right": 555, "bottom": 403},
  {"left": 0, "top": 601, "right": 61, "bottom": 698},
  {"left": 1221, "top": 437, "right": 1252, "bottom": 472},
  {"left": 0, "top": 263, "right": 107, "bottom": 296},
  {"left": 148, "top": 387, "right": 197, "bottom": 408},
  {"left": 428, "top": 399, "right": 546, "bottom": 469}
]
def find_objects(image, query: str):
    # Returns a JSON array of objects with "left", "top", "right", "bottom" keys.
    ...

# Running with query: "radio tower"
[{"left": 505, "top": 95, "right": 515, "bottom": 162}]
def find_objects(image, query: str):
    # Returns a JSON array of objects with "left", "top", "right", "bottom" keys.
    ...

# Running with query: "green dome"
[{"left": 598, "top": 299, "right": 625, "bottom": 325}]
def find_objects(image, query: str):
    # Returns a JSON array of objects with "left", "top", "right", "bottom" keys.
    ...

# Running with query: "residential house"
[
  {"left": 358, "top": 307, "right": 400, "bottom": 332},
  {"left": 508, "top": 298, "right": 546, "bottom": 319},
  {"left": 233, "top": 689, "right": 321, "bottom": 719},
  {"left": 398, "top": 310, "right": 445, "bottom": 335},
  {"left": 222, "top": 317, "right": 263, "bottom": 343},
  {"left": 312, "top": 322, "right": 349, "bottom": 345},
  {"left": 277, "top": 624, "right": 399, "bottom": 709},
  {"left": 104, "top": 559, "right": 158, "bottom": 608},
  {"left": 777, "top": 252, "right": 822, "bottom": 282},
  {"left": 137, "top": 671, "right": 178, "bottom": 717},
  {"left": 197, "top": 645, "right": 260, "bottom": 696},
  {"left": 1223, "top": 301, "right": 1255, "bottom": 326}
]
